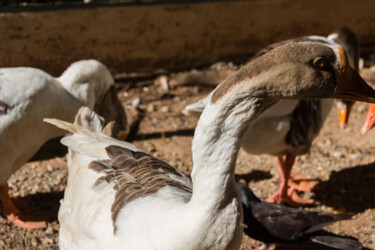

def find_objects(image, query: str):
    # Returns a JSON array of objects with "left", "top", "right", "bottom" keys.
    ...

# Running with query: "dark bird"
[{"left": 237, "top": 181, "right": 364, "bottom": 250}]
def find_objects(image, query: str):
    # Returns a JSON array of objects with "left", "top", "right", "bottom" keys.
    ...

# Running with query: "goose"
[
  {"left": 237, "top": 181, "right": 363, "bottom": 250},
  {"left": 45, "top": 42, "right": 375, "bottom": 249},
  {"left": 0, "top": 59, "right": 127, "bottom": 229},
  {"left": 183, "top": 28, "right": 359, "bottom": 206}
]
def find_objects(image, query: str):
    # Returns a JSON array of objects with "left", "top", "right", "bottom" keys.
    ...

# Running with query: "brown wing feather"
[{"left": 88, "top": 145, "right": 192, "bottom": 233}]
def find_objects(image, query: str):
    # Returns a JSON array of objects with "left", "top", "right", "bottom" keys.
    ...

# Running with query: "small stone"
[
  {"left": 160, "top": 106, "right": 170, "bottom": 113},
  {"left": 192, "top": 86, "right": 200, "bottom": 94},
  {"left": 357, "top": 104, "right": 367, "bottom": 113},
  {"left": 45, "top": 226, "right": 54, "bottom": 235},
  {"left": 154, "top": 75, "right": 170, "bottom": 91},
  {"left": 146, "top": 104, "right": 156, "bottom": 112},
  {"left": 349, "top": 154, "right": 359, "bottom": 160},
  {"left": 131, "top": 97, "right": 141, "bottom": 106},
  {"left": 332, "top": 151, "right": 342, "bottom": 158},
  {"left": 361, "top": 149, "right": 370, "bottom": 155}
]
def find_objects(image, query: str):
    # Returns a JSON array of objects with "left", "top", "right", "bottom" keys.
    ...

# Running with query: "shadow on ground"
[
  {"left": 235, "top": 170, "right": 273, "bottom": 183},
  {"left": 133, "top": 128, "right": 195, "bottom": 141},
  {"left": 313, "top": 162, "right": 375, "bottom": 213},
  {"left": 8, "top": 191, "right": 64, "bottom": 222}
]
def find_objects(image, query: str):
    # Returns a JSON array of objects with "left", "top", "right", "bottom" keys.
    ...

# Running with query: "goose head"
[
  {"left": 194, "top": 42, "right": 375, "bottom": 180},
  {"left": 328, "top": 27, "right": 359, "bottom": 128},
  {"left": 210, "top": 42, "right": 375, "bottom": 125},
  {"left": 58, "top": 59, "right": 127, "bottom": 139}
]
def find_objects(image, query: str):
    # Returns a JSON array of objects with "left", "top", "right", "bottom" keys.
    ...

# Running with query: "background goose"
[
  {"left": 0, "top": 59, "right": 127, "bottom": 229},
  {"left": 183, "top": 28, "right": 360, "bottom": 207},
  {"left": 237, "top": 181, "right": 363, "bottom": 250},
  {"left": 45, "top": 42, "right": 375, "bottom": 249}
]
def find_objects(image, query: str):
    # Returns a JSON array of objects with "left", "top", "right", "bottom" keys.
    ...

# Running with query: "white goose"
[
  {"left": 0, "top": 59, "right": 127, "bottom": 229},
  {"left": 45, "top": 42, "right": 375, "bottom": 249},
  {"left": 183, "top": 28, "right": 359, "bottom": 206}
]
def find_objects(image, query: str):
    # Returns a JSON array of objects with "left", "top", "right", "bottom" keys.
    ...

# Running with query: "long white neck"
[
  {"left": 57, "top": 60, "right": 113, "bottom": 109},
  {"left": 58, "top": 74, "right": 96, "bottom": 109},
  {"left": 189, "top": 90, "right": 275, "bottom": 211}
]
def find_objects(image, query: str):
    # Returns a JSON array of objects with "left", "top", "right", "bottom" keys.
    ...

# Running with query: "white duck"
[
  {"left": 45, "top": 42, "right": 375, "bottom": 249},
  {"left": 0, "top": 59, "right": 127, "bottom": 229},
  {"left": 183, "top": 28, "right": 359, "bottom": 206}
]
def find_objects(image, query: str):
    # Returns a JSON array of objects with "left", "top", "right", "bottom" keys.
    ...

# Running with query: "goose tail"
[{"left": 44, "top": 107, "right": 105, "bottom": 135}]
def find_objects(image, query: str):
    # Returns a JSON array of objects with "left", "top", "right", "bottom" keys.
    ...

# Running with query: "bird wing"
[
  {"left": 45, "top": 107, "right": 192, "bottom": 234},
  {"left": 89, "top": 145, "right": 192, "bottom": 232}
]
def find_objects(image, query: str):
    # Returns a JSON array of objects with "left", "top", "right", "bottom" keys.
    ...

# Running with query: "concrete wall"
[{"left": 1, "top": 0, "right": 375, "bottom": 75}]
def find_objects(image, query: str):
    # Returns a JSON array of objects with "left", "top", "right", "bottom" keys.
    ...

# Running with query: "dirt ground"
[{"left": 0, "top": 65, "right": 375, "bottom": 249}]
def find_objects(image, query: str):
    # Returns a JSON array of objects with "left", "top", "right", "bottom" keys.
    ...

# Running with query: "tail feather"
[
  {"left": 73, "top": 106, "right": 104, "bottom": 131},
  {"left": 310, "top": 235, "right": 363, "bottom": 250},
  {"left": 44, "top": 106, "right": 141, "bottom": 157},
  {"left": 44, "top": 107, "right": 105, "bottom": 135}
]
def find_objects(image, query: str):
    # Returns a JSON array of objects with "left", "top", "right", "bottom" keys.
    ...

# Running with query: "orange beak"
[
  {"left": 336, "top": 101, "right": 354, "bottom": 129},
  {"left": 361, "top": 103, "right": 375, "bottom": 135},
  {"left": 332, "top": 48, "right": 375, "bottom": 103},
  {"left": 337, "top": 106, "right": 349, "bottom": 129}
]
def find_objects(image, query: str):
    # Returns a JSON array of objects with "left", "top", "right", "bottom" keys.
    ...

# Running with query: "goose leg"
[
  {"left": 267, "top": 154, "right": 314, "bottom": 207},
  {"left": 0, "top": 183, "right": 46, "bottom": 229}
]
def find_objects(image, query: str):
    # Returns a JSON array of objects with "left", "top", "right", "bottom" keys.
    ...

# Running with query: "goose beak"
[
  {"left": 336, "top": 101, "right": 353, "bottom": 129},
  {"left": 333, "top": 48, "right": 375, "bottom": 103},
  {"left": 361, "top": 104, "right": 375, "bottom": 135},
  {"left": 337, "top": 106, "right": 349, "bottom": 129}
]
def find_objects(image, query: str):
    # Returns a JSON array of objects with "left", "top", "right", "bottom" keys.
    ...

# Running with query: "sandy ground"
[{"left": 0, "top": 68, "right": 375, "bottom": 249}]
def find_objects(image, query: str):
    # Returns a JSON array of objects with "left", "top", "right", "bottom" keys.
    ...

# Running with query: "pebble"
[
  {"left": 357, "top": 104, "right": 367, "bottom": 113},
  {"left": 160, "top": 106, "right": 170, "bottom": 113},
  {"left": 146, "top": 104, "right": 156, "bottom": 112},
  {"left": 332, "top": 151, "right": 342, "bottom": 158},
  {"left": 143, "top": 87, "right": 149, "bottom": 92},
  {"left": 131, "top": 97, "right": 141, "bottom": 106}
]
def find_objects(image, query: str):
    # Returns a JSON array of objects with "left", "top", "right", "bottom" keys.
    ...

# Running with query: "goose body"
[
  {"left": 0, "top": 60, "right": 127, "bottom": 228},
  {"left": 183, "top": 29, "right": 359, "bottom": 206},
  {"left": 45, "top": 42, "right": 375, "bottom": 249},
  {"left": 241, "top": 99, "right": 334, "bottom": 156},
  {"left": 49, "top": 108, "right": 242, "bottom": 250}
]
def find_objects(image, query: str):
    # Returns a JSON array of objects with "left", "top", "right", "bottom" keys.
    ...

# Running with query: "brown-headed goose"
[
  {"left": 183, "top": 28, "right": 359, "bottom": 206},
  {"left": 0, "top": 59, "right": 127, "bottom": 229},
  {"left": 45, "top": 42, "right": 375, "bottom": 249}
]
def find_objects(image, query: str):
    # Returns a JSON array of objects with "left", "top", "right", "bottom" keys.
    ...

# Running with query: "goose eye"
[{"left": 313, "top": 57, "right": 328, "bottom": 69}]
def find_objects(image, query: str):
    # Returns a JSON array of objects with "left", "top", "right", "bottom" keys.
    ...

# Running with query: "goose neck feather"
[
  {"left": 58, "top": 60, "right": 114, "bottom": 108},
  {"left": 191, "top": 89, "right": 276, "bottom": 209}
]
